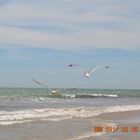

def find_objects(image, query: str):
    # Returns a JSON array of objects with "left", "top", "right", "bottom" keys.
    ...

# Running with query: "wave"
[
  {"left": 0, "top": 88, "right": 140, "bottom": 100},
  {"left": 45, "top": 93, "right": 118, "bottom": 98},
  {"left": 0, "top": 93, "right": 118, "bottom": 102},
  {"left": 0, "top": 105, "right": 140, "bottom": 125},
  {"left": 75, "top": 93, "right": 118, "bottom": 98}
]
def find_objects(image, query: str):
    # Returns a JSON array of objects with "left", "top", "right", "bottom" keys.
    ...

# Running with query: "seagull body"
[
  {"left": 51, "top": 90, "right": 57, "bottom": 94},
  {"left": 32, "top": 79, "right": 59, "bottom": 94},
  {"left": 84, "top": 72, "right": 90, "bottom": 78},
  {"left": 69, "top": 64, "right": 109, "bottom": 78}
]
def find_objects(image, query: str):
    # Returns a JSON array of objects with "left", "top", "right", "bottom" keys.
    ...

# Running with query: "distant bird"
[
  {"left": 32, "top": 79, "right": 60, "bottom": 94},
  {"left": 69, "top": 64, "right": 109, "bottom": 78}
]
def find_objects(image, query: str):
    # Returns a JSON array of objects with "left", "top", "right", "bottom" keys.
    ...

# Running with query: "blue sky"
[{"left": 0, "top": 0, "right": 140, "bottom": 88}]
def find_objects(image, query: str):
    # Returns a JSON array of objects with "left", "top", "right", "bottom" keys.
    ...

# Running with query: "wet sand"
[
  {"left": 0, "top": 118, "right": 97, "bottom": 140},
  {"left": 97, "top": 110, "right": 140, "bottom": 120},
  {"left": 96, "top": 110, "right": 140, "bottom": 140}
]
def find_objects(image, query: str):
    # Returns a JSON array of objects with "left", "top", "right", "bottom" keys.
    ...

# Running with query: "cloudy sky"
[{"left": 0, "top": 0, "right": 140, "bottom": 88}]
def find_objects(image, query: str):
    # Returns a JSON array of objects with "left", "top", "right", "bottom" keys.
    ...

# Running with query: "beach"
[
  {"left": 0, "top": 88, "right": 140, "bottom": 140},
  {"left": 0, "top": 110, "right": 140, "bottom": 140},
  {"left": 0, "top": 0, "right": 139, "bottom": 139},
  {"left": 97, "top": 110, "right": 140, "bottom": 140}
]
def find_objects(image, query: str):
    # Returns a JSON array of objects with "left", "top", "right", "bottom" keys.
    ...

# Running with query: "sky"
[{"left": 0, "top": 0, "right": 140, "bottom": 89}]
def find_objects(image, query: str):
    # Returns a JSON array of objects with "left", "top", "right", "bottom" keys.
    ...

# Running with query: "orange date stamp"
[{"left": 93, "top": 126, "right": 139, "bottom": 133}]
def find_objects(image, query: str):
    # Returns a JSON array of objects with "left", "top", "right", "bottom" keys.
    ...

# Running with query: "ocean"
[
  {"left": 0, "top": 88, "right": 140, "bottom": 125},
  {"left": 0, "top": 88, "right": 140, "bottom": 140}
]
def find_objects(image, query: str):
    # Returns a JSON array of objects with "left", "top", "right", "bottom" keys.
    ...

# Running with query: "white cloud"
[
  {"left": 0, "top": 0, "right": 139, "bottom": 50},
  {"left": 0, "top": 26, "right": 74, "bottom": 49},
  {"left": 0, "top": 26, "right": 139, "bottom": 50}
]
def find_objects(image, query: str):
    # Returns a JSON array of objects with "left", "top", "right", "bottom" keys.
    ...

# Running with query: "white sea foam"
[
  {"left": 91, "top": 94, "right": 118, "bottom": 97},
  {"left": 64, "top": 94, "right": 76, "bottom": 98},
  {"left": 76, "top": 93, "right": 118, "bottom": 98},
  {"left": 0, "top": 105, "right": 140, "bottom": 125}
]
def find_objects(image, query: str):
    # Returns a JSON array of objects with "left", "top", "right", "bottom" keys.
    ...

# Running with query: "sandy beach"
[
  {"left": 0, "top": 110, "right": 139, "bottom": 140},
  {"left": 0, "top": 88, "right": 140, "bottom": 140},
  {"left": 96, "top": 110, "right": 140, "bottom": 140}
]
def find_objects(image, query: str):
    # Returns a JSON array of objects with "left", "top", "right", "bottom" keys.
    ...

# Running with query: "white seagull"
[
  {"left": 32, "top": 79, "right": 59, "bottom": 94},
  {"left": 69, "top": 64, "right": 109, "bottom": 78}
]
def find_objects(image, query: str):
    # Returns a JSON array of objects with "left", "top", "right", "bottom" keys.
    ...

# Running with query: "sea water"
[{"left": 0, "top": 88, "right": 140, "bottom": 126}]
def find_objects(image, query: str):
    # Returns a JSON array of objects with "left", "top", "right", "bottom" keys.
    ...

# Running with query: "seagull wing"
[
  {"left": 69, "top": 64, "right": 85, "bottom": 72},
  {"left": 32, "top": 79, "right": 53, "bottom": 92},
  {"left": 88, "top": 65, "right": 106, "bottom": 75}
]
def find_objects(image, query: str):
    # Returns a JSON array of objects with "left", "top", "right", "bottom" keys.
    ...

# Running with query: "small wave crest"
[
  {"left": 45, "top": 93, "right": 118, "bottom": 98},
  {"left": 75, "top": 93, "right": 118, "bottom": 98}
]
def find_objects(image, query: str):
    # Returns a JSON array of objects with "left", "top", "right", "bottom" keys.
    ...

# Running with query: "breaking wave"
[{"left": 0, "top": 105, "right": 140, "bottom": 125}]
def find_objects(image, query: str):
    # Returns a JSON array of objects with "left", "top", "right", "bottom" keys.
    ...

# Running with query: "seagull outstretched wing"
[
  {"left": 89, "top": 65, "right": 109, "bottom": 75},
  {"left": 32, "top": 79, "right": 53, "bottom": 92}
]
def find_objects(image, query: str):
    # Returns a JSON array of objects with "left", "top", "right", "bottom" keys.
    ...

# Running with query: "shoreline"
[
  {"left": 97, "top": 110, "right": 140, "bottom": 120},
  {"left": 0, "top": 109, "right": 140, "bottom": 140}
]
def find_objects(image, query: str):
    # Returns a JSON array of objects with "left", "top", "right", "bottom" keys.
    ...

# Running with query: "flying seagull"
[
  {"left": 32, "top": 79, "right": 59, "bottom": 94},
  {"left": 69, "top": 64, "right": 109, "bottom": 78}
]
